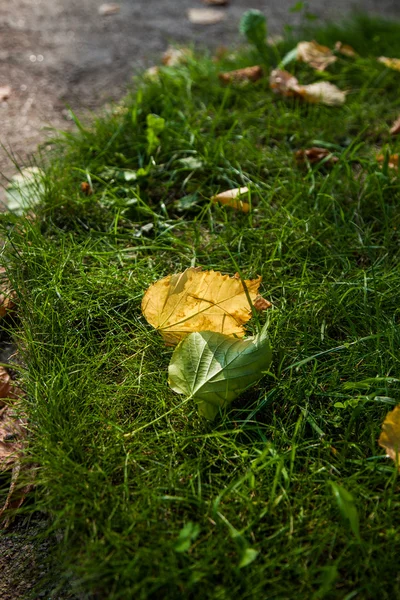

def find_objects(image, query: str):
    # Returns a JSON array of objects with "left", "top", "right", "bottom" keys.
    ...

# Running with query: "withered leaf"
[
  {"left": 389, "top": 116, "right": 400, "bottom": 136},
  {"left": 187, "top": 8, "right": 226, "bottom": 24},
  {"left": 335, "top": 41, "right": 358, "bottom": 58},
  {"left": 142, "top": 268, "right": 262, "bottom": 345},
  {"left": 378, "top": 56, "right": 400, "bottom": 71},
  {"left": 296, "top": 40, "right": 337, "bottom": 71},
  {"left": 296, "top": 147, "right": 339, "bottom": 165},
  {"left": 80, "top": 182, "right": 93, "bottom": 196},
  {"left": 219, "top": 66, "right": 263, "bottom": 84},
  {"left": 379, "top": 404, "right": 400, "bottom": 468},
  {"left": 253, "top": 296, "right": 272, "bottom": 311},
  {"left": 211, "top": 187, "right": 250, "bottom": 212},
  {"left": 270, "top": 70, "right": 346, "bottom": 106},
  {"left": 376, "top": 153, "right": 398, "bottom": 171}
]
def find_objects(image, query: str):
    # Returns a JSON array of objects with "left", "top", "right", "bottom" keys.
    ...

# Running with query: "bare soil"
[{"left": 1, "top": 0, "right": 400, "bottom": 597}]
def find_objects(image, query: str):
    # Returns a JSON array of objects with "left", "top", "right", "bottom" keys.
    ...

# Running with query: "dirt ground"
[{"left": 1, "top": 0, "right": 400, "bottom": 598}]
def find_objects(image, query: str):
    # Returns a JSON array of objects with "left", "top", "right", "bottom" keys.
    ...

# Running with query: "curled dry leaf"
[
  {"left": 379, "top": 404, "right": 400, "bottom": 468},
  {"left": 187, "top": 8, "right": 226, "bottom": 24},
  {"left": 98, "top": 3, "right": 120, "bottom": 15},
  {"left": 0, "top": 86, "right": 11, "bottom": 102},
  {"left": 80, "top": 182, "right": 93, "bottom": 196},
  {"left": 270, "top": 69, "right": 346, "bottom": 106},
  {"left": 142, "top": 267, "right": 262, "bottom": 345},
  {"left": 296, "top": 147, "right": 339, "bottom": 165},
  {"left": 389, "top": 115, "right": 400, "bottom": 136},
  {"left": 162, "top": 46, "right": 193, "bottom": 67},
  {"left": 335, "top": 41, "right": 358, "bottom": 58},
  {"left": 296, "top": 40, "right": 336, "bottom": 71},
  {"left": 219, "top": 65, "right": 263, "bottom": 84},
  {"left": 253, "top": 296, "right": 272, "bottom": 311},
  {"left": 211, "top": 187, "right": 250, "bottom": 212},
  {"left": 378, "top": 56, "right": 400, "bottom": 71},
  {"left": 376, "top": 153, "right": 399, "bottom": 170}
]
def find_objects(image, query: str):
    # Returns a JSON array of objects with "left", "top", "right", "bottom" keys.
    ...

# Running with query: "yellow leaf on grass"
[
  {"left": 211, "top": 187, "right": 250, "bottom": 212},
  {"left": 379, "top": 404, "right": 400, "bottom": 468},
  {"left": 142, "top": 268, "right": 263, "bottom": 345},
  {"left": 270, "top": 69, "right": 346, "bottom": 106},
  {"left": 378, "top": 56, "right": 400, "bottom": 71},
  {"left": 296, "top": 40, "right": 336, "bottom": 71}
]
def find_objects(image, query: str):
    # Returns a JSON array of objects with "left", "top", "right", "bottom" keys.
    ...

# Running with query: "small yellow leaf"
[
  {"left": 296, "top": 40, "right": 336, "bottom": 71},
  {"left": 211, "top": 187, "right": 250, "bottom": 212},
  {"left": 335, "top": 41, "right": 358, "bottom": 58},
  {"left": 379, "top": 404, "right": 400, "bottom": 468},
  {"left": 378, "top": 56, "right": 400, "bottom": 71},
  {"left": 142, "top": 268, "right": 262, "bottom": 345}
]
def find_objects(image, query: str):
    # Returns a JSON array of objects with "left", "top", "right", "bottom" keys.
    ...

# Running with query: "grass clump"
[{"left": 2, "top": 14, "right": 400, "bottom": 600}]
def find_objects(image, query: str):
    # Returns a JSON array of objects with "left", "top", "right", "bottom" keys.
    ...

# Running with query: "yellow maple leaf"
[
  {"left": 379, "top": 404, "right": 400, "bottom": 468},
  {"left": 142, "top": 268, "right": 263, "bottom": 345},
  {"left": 296, "top": 40, "right": 337, "bottom": 71}
]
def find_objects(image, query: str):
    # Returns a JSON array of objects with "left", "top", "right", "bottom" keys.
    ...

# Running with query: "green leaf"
[
  {"left": 146, "top": 114, "right": 165, "bottom": 155},
  {"left": 238, "top": 547, "right": 259, "bottom": 568},
  {"left": 174, "top": 521, "right": 200, "bottom": 553},
  {"left": 168, "top": 327, "right": 272, "bottom": 419},
  {"left": 329, "top": 481, "right": 361, "bottom": 541}
]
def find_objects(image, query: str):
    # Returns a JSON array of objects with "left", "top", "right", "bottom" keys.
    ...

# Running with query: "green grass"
[{"left": 2, "top": 13, "right": 400, "bottom": 600}]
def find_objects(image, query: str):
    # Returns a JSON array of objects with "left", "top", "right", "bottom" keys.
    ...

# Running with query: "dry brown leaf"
[
  {"left": 0, "top": 86, "right": 11, "bottom": 102},
  {"left": 187, "top": 8, "right": 226, "bottom": 24},
  {"left": 219, "top": 66, "right": 263, "bottom": 84},
  {"left": 270, "top": 70, "right": 346, "bottom": 106},
  {"left": 389, "top": 116, "right": 400, "bottom": 136},
  {"left": 378, "top": 56, "right": 400, "bottom": 71},
  {"left": 142, "top": 268, "right": 262, "bottom": 345},
  {"left": 379, "top": 404, "right": 400, "bottom": 468},
  {"left": 335, "top": 41, "right": 358, "bottom": 58},
  {"left": 295, "top": 147, "right": 339, "bottom": 165},
  {"left": 80, "top": 182, "right": 93, "bottom": 196},
  {"left": 0, "top": 367, "right": 11, "bottom": 404},
  {"left": 298, "top": 82, "right": 346, "bottom": 106},
  {"left": 211, "top": 187, "right": 250, "bottom": 212},
  {"left": 376, "top": 153, "right": 399, "bottom": 170},
  {"left": 98, "top": 3, "right": 120, "bottom": 15},
  {"left": 253, "top": 296, "right": 272, "bottom": 311},
  {"left": 296, "top": 40, "right": 337, "bottom": 71}
]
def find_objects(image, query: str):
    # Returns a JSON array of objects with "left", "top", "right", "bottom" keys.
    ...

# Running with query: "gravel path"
[{"left": 1, "top": 1, "right": 400, "bottom": 597}]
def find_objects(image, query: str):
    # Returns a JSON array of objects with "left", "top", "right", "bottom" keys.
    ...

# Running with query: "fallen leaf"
[
  {"left": 218, "top": 66, "right": 263, "bottom": 84},
  {"left": 187, "top": 8, "right": 226, "bottom": 24},
  {"left": 162, "top": 46, "right": 193, "bottom": 67},
  {"left": 379, "top": 404, "right": 400, "bottom": 467},
  {"left": 335, "top": 41, "right": 358, "bottom": 58},
  {"left": 5, "top": 167, "right": 44, "bottom": 214},
  {"left": 80, "top": 182, "right": 93, "bottom": 195},
  {"left": 376, "top": 153, "right": 398, "bottom": 170},
  {"left": 253, "top": 296, "right": 272, "bottom": 311},
  {"left": 296, "top": 40, "right": 337, "bottom": 70},
  {"left": 0, "top": 267, "right": 16, "bottom": 318},
  {"left": 211, "top": 187, "right": 250, "bottom": 212},
  {"left": 168, "top": 326, "right": 272, "bottom": 419},
  {"left": 0, "top": 367, "right": 11, "bottom": 403},
  {"left": 389, "top": 115, "right": 400, "bottom": 136},
  {"left": 378, "top": 56, "right": 400, "bottom": 71},
  {"left": 98, "top": 3, "right": 120, "bottom": 15},
  {"left": 142, "top": 267, "right": 262, "bottom": 345},
  {"left": 295, "top": 147, "right": 339, "bottom": 165},
  {"left": 298, "top": 82, "right": 346, "bottom": 106},
  {"left": 203, "top": 0, "right": 229, "bottom": 5},
  {"left": 270, "top": 69, "right": 346, "bottom": 106},
  {"left": 0, "top": 86, "right": 11, "bottom": 101}
]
